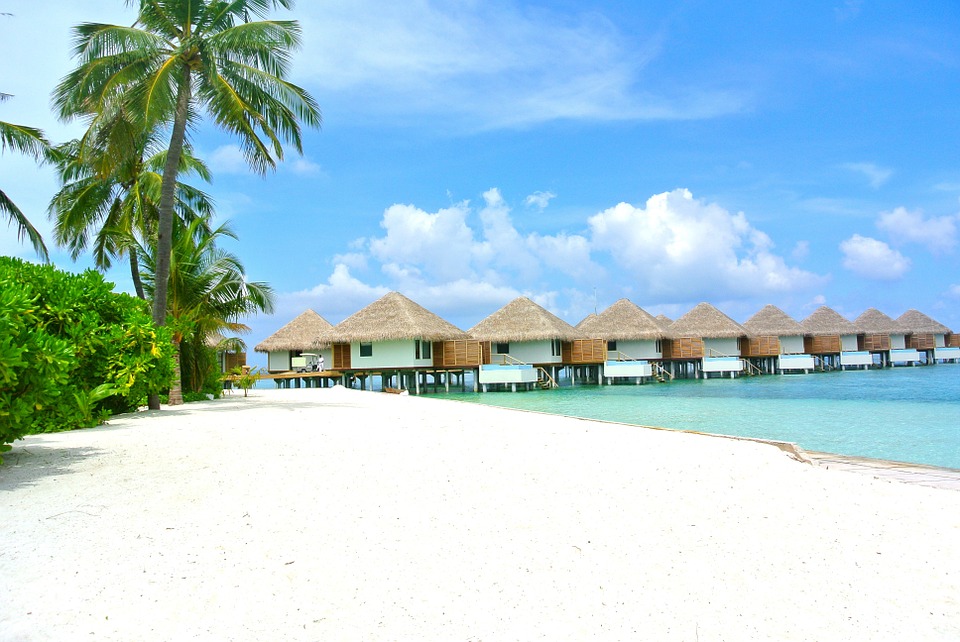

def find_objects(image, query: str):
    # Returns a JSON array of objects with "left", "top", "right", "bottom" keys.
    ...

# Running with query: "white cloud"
[
  {"left": 792, "top": 240, "right": 810, "bottom": 260},
  {"left": 296, "top": 1, "right": 749, "bottom": 129},
  {"left": 842, "top": 162, "right": 893, "bottom": 188},
  {"left": 876, "top": 206, "right": 958, "bottom": 253},
  {"left": 587, "top": 189, "right": 825, "bottom": 301},
  {"left": 288, "top": 157, "right": 324, "bottom": 176},
  {"left": 946, "top": 284, "right": 960, "bottom": 298},
  {"left": 839, "top": 234, "right": 911, "bottom": 280},
  {"left": 525, "top": 191, "right": 556, "bottom": 210},
  {"left": 207, "top": 145, "right": 249, "bottom": 175}
]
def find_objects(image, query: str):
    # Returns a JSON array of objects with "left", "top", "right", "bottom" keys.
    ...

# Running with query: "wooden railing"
[{"left": 536, "top": 367, "right": 559, "bottom": 389}]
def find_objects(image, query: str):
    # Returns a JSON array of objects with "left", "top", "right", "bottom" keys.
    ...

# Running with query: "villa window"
[
  {"left": 416, "top": 339, "right": 432, "bottom": 360},
  {"left": 359, "top": 342, "right": 373, "bottom": 358},
  {"left": 495, "top": 342, "right": 509, "bottom": 354},
  {"left": 607, "top": 341, "right": 617, "bottom": 352},
  {"left": 656, "top": 339, "right": 662, "bottom": 353},
  {"left": 551, "top": 339, "right": 561, "bottom": 357}
]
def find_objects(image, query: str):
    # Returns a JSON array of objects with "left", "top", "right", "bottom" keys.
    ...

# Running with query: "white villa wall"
[
  {"left": 267, "top": 347, "right": 333, "bottom": 372},
  {"left": 352, "top": 340, "right": 434, "bottom": 369},
  {"left": 493, "top": 340, "right": 561, "bottom": 365},
  {"left": 703, "top": 337, "right": 741, "bottom": 357},
  {"left": 841, "top": 334, "right": 859, "bottom": 351},
  {"left": 610, "top": 340, "right": 661, "bottom": 360},
  {"left": 780, "top": 335, "right": 805, "bottom": 354},
  {"left": 936, "top": 334, "right": 946, "bottom": 348},
  {"left": 268, "top": 351, "right": 290, "bottom": 372}
]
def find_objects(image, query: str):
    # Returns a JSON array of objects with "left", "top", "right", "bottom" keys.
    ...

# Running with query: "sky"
[{"left": 2, "top": 0, "right": 960, "bottom": 368}]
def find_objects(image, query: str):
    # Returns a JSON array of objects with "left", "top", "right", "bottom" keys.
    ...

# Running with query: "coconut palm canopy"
[
  {"left": 667, "top": 302, "right": 749, "bottom": 339},
  {"left": 317, "top": 292, "right": 468, "bottom": 345},
  {"left": 801, "top": 306, "right": 857, "bottom": 336},
  {"left": 256, "top": 309, "right": 333, "bottom": 352},
  {"left": 577, "top": 299, "right": 663, "bottom": 340},
  {"left": 469, "top": 297, "right": 584, "bottom": 342},
  {"left": 853, "top": 308, "right": 903, "bottom": 335},
  {"left": 896, "top": 309, "right": 952, "bottom": 334},
  {"left": 743, "top": 305, "right": 804, "bottom": 337}
]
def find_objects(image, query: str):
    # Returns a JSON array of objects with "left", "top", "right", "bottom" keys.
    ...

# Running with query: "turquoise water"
[{"left": 442, "top": 366, "right": 960, "bottom": 469}]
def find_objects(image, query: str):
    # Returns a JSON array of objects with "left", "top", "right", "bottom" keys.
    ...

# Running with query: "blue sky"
[{"left": 2, "top": 1, "right": 960, "bottom": 365}]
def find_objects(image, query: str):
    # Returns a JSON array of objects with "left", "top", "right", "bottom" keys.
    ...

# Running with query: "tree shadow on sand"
[{"left": 0, "top": 444, "right": 107, "bottom": 493}]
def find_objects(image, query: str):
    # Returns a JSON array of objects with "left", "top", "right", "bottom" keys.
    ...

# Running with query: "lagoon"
[{"left": 444, "top": 365, "right": 960, "bottom": 469}]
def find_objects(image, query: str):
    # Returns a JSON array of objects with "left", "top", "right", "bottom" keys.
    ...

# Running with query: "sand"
[{"left": 1, "top": 386, "right": 959, "bottom": 641}]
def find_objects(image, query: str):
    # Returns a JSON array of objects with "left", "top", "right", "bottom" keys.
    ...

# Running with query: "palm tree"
[
  {"left": 1, "top": 93, "right": 50, "bottom": 260},
  {"left": 140, "top": 214, "right": 274, "bottom": 405},
  {"left": 49, "top": 111, "right": 214, "bottom": 299},
  {"left": 54, "top": 0, "right": 320, "bottom": 408}
]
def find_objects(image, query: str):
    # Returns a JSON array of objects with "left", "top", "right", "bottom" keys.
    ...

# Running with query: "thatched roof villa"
[
  {"left": 895, "top": 310, "right": 959, "bottom": 362},
  {"left": 801, "top": 306, "right": 872, "bottom": 369},
  {"left": 664, "top": 303, "right": 750, "bottom": 377},
  {"left": 742, "top": 305, "right": 813, "bottom": 373},
  {"left": 255, "top": 309, "right": 333, "bottom": 373},
  {"left": 577, "top": 299, "right": 666, "bottom": 382},
  {"left": 469, "top": 297, "right": 587, "bottom": 365},
  {"left": 655, "top": 314, "right": 673, "bottom": 330},
  {"left": 316, "top": 291, "right": 472, "bottom": 369}
]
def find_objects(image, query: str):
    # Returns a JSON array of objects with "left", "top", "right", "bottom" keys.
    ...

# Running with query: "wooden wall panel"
[
  {"left": 906, "top": 333, "right": 936, "bottom": 350},
  {"left": 332, "top": 343, "right": 351, "bottom": 369},
  {"left": 566, "top": 339, "right": 605, "bottom": 364},
  {"left": 860, "top": 334, "right": 891, "bottom": 351},
  {"left": 663, "top": 337, "right": 704, "bottom": 359},
  {"left": 742, "top": 336, "right": 780, "bottom": 357},
  {"left": 439, "top": 340, "right": 483, "bottom": 367},
  {"left": 804, "top": 336, "right": 841, "bottom": 354}
]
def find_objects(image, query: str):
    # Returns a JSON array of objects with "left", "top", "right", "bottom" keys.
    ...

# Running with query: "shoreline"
[{"left": 3, "top": 386, "right": 960, "bottom": 640}]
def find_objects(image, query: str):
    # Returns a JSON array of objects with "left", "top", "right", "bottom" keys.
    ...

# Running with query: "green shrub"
[{"left": 0, "top": 257, "right": 175, "bottom": 459}]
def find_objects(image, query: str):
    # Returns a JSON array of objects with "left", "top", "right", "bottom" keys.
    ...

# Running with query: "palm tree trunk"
[
  {"left": 169, "top": 339, "right": 184, "bottom": 406},
  {"left": 129, "top": 250, "right": 146, "bottom": 300},
  {"left": 148, "top": 70, "right": 192, "bottom": 411}
]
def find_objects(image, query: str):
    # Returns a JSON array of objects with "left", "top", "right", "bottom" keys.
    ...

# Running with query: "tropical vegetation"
[
  {"left": 1, "top": 92, "right": 50, "bottom": 260},
  {"left": 0, "top": 257, "right": 175, "bottom": 460}
]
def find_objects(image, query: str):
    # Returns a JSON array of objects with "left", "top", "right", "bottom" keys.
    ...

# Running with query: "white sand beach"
[{"left": 2, "top": 386, "right": 959, "bottom": 641}]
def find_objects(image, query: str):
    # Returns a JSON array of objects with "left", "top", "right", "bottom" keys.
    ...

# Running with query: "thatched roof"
[
  {"left": 255, "top": 310, "right": 333, "bottom": 352},
  {"left": 666, "top": 303, "right": 749, "bottom": 339},
  {"left": 853, "top": 308, "right": 903, "bottom": 335},
  {"left": 576, "top": 299, "right": 663, "bottom": 340},
  {"left": 654, "top": 314, "right": 673, "bottom": 330},
  {"left": 316, "top": 292, "right": 468, "bottom": 344},
  {"left": 896, "top": 309, "right": 952, "bottom": 334},
  {"left": 743, "top": 305, "right": 804, "bottom": 337},
  {"left": 468, "top": 297, "right": 584, "bottom": 342},
  {"left": 801, "top": 306, "right": 856, "bottom": 336}
]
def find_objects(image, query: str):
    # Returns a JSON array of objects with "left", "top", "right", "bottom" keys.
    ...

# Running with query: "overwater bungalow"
[
  {"left": 468, "top": 297, "right": 594, "bottom": 390},
  {"left": 852, "top": 308, "right": 916, "bottom": 366},
  {"left": 663, "top": 303, "right": 750, "bottom": 378},
  {"left": 741, "top": 305, "right": 814, "bottom": 374},
  {"left": 896, "top": 309, "right": 958, "bottom": 363},
  {"left": 255, "top": 309, "right": 333, "bottom": 374},
  {"left": 316, "top": 292, "right": 480, "bottom": 393},
  {"left": 800, "top": 306, "right": 871, "bottom": 370},
  {"left": 206, "top": 332, "right": 247, "bottom": 376},
  {"left": 576, "top": 299, "right": 665, "bottom": 383}
]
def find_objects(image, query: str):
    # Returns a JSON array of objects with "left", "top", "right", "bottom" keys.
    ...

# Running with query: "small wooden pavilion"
[
  {"left": 469, "top": 297, "right": 594, "bottom": 389},
  {"left": 663, "top": 303, "right": 750, "bottom": 378},
  {"left": 576, "top": 299, "right": 665, "bottom": 383},
  {"left": 316, "top": 292, "right": 480, "bottom": 393},
  {"left": 255, "top": 309, "right": 333, "bottom": 374},
  {"left": 741, "top": 305, "right": 813, "bottom": 374},
  {"left": 896, "top": 309, "right": 954, "bottom": 363},
  {"left": 800, "top": 306, "right": 870, "bottom": 370}
]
